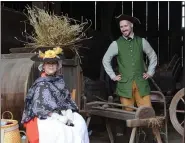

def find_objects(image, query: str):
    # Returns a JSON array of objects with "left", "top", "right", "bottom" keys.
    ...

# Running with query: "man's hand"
[
  {"left": 113, "top": 75, "right": 121, "bottom": 81},
  {"left": 143, "top": 73, "right": 151, "bottom": 80}
]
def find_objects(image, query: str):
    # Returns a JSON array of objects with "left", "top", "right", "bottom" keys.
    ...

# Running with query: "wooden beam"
[
  {"left": 88, "top": 109, "right": 135, "bottom": 120},
  {"left": 126, "top": 117, "right": 165, "bottom": 127}
]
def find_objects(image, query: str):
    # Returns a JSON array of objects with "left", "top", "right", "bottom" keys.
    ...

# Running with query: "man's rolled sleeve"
[
  {"left": 142, "top": 38, "right": 157, "bottom": 77},
  {"left": 102, "top": 41, "right": 118, "bottom": 80}
]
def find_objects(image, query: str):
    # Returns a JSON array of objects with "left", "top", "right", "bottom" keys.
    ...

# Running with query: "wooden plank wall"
[
  {"left": 1, "top": 1, "right": 183, "bottom": 66},
  {"left": 59, "top": 1, "right": 183, "bottom": 66}
]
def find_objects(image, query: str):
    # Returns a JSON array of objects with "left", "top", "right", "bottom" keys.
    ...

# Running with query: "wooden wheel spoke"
[
  {"left": 176, "top": 110, "right": 185, "bottom": 114},
  {"left": 180, "top": 120, "right": 184, "bottom": 126},
  {"left": 180, "top": 98, "right": 185, "bottom": 104}
]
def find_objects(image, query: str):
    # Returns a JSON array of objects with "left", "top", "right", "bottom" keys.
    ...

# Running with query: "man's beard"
[{"left": 122, "top": 30, "right": 131, "bottom": 37}]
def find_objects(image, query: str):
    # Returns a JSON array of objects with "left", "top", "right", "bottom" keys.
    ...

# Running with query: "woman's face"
[{"left": 43, "top": 61, "right": 58, "bottom": 75}]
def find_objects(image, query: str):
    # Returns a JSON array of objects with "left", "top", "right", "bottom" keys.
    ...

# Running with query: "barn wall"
[
  {"left": 1, "top": 7, "right": 27, "bottom": 54},
  {"left": 1, "top": 1, "right": 184, "bottom": 79}
]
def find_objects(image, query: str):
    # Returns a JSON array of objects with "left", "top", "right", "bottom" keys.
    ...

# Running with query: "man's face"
[{"left": 119, "top": 20, "right": 133, "bottom": 37}]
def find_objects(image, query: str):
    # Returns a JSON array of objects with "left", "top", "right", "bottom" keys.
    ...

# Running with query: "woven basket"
[{"left": 1, "top": 111, "right": 21, "bottom": 143}]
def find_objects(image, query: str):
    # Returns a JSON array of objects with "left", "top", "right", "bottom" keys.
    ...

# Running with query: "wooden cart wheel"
[{"left": 169, "top": 88, "right": 184, "bottom": 136}]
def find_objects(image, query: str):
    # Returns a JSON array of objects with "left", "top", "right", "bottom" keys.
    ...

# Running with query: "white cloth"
[{"left": 37, "top": 111, "right": 89, "bottom": 143}]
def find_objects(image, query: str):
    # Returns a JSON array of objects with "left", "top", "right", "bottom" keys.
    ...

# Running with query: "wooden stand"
[{"left": 83, "top": 91, "right": 166, "bottom": 143}]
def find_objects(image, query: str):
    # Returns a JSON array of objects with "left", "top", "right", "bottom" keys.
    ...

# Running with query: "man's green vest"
[{"left": 116, "top": 36, "right": 150, "bottom": 98}]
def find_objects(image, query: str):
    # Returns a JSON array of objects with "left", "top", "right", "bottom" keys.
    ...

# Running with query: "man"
[{"left": 102, "top": 14, "right": 157, "bottom": 111}]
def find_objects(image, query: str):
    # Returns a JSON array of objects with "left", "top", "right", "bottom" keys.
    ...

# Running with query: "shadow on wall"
[
  {"left": 79, "top": 28, "right": 112, "bottom": 80},
  {"left": 1, "top": 7, "right": 32, "bottom": 54}
]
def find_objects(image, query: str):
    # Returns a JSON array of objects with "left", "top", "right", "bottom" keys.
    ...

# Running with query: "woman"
[{"left": 21, "top": 47, "right": 89, "bottom": 143}]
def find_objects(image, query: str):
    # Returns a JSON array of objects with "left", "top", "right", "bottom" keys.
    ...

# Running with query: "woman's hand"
[
  {"left": 50, "top": 112, "right": 69, "bottom": 124},
  {"left": 48, "top": 112, "right": 52, "bottom": 117}
]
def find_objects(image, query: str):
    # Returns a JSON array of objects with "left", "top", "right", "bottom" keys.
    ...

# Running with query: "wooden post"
[
  {"left": 183, "top": 27, "right": 185, "bottom": 143},
  {"left": 129, "top": 127, "right": 137, "bottom": 143},
  {"left": 51, "top": 1, "right": 61, "bottom": 15},
  {"left": 95, "top": 1, "right": 96, "bottom": 30},
  {"left": 32, "top": 1, "right": 47, "bottom": 9},
  {"left": 100, "top": 2, "right": 117, "bottom": 40}
]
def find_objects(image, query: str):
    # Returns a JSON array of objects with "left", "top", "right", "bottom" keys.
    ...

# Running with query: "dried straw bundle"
[
  {"left": 17, "top": 6, "right": 92, "bottom": 56},
  {"left": 147, "top": 116, "right": 164, "bottom": 129}
]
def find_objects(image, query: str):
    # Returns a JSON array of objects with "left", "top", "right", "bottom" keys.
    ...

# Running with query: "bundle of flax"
[
  {"left": 147, "top": 116, "right": 164, "bottom": 129},
  {"left": 18, "top": 6, "right": 92, "bottom": 56}
]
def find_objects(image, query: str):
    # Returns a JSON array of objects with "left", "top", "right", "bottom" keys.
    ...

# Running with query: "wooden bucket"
[{"left": 1, "top": 53, "right": 39, "bottom": 126}]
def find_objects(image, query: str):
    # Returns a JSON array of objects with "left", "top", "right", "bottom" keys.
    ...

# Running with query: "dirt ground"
[{"left": 89, "top": 117, "right": 182, "bottom": 143}]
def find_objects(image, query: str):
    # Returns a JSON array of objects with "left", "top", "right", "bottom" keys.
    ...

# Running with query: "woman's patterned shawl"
[{"left": 21, "top": 75, "right": 78, "bottom": 124}]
